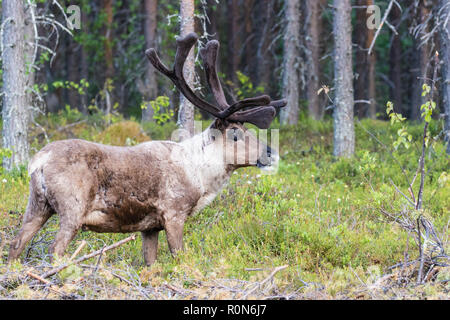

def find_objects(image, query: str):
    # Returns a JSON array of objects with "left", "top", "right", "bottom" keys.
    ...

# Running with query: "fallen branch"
[
  {"left": 245, "top": 268, "right": 264, "bottom": 271},
  {"left": 80, "top": 264, "right": 153, "bottom": 300},
  {"left": 41, "top": 234, "right": 136, "bottom": 279},
  {"left": 69, "top": 240, "right": 87, "bottom": 261},
  {"left": 26, "top": 270, "right": 66, "bottom": 296},
  {"left": 240, "top": 265, "right": 288, "bottom": 300}
]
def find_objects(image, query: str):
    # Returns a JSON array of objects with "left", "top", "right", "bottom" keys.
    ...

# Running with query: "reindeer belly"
[{"left": 83, "top": 197, "right": 164, "bottom": 233}]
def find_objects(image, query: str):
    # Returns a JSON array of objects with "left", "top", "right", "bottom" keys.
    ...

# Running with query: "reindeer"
[{"left": 8, "top": 33, "right": 286, "bottom": 266}]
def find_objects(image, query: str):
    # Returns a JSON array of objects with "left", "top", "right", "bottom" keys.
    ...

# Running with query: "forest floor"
[{"left": 0, "top": 110, "right": 449, "bottom": 299}]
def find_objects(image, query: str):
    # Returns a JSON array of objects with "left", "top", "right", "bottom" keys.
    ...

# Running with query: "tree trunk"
[
  {"left": 24, "top": 2, "right": 36, "bottom": 118},
  {"left": 178, "top": 0, "right": 196, "bottom": 135},
  {"left": 332, "top": 0, "right": 355, "bottom": 157},
  {"left": 354, "top": 0, "right": 376, "bottom": 118},
  {"left": 2, "top": 0, "right": 30, "bottom": 170},
  {"left": 411, "top": 3, "right": 431, "bottom": 120},
  {"left": 66, "top": 38, "right": 80, "bottom": 111},
  {"left": 280, "top": 0, "right": 301, "bottom": 125},
  {"left": 389, "top": 4, "right": 403, "bottom": 114},
  {"left": 206, "top": 0, "right": 218, "bottom": 38},
  {"left": 366, "top": 0, "right": 376, "bottom": 119},
  {"left": 227, "top": 0, "right": 239, "bottom": 85},
  {"left": 103, "top": 0, "right": 114, "bottom": 80},
  {"left": 440, "top": 0, "right": 450, "bottom": 154},
  {"left": 141, "top": 0, "right": 158, "bottom": 122},
  {"left": 254, "top": 0, "right": 274, "bottom": 89},
  {"left": 305, "top": 0, "right": 324, "bottom": 120},
  {"left": 80, "top": 8, "right": 89, "bottom": 114},
  {"left": 243, "top": 0, "right": 254, "bottom": 76},
  {"left": 367, "top": 41, "right": 377, "bottom": 118}
]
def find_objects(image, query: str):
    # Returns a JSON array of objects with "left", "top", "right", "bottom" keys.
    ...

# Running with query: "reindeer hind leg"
[{"left": 8, "top": 185, "right": 54, "bottom": 262}]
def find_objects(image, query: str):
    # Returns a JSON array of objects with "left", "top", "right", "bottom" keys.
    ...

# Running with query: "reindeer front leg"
[
  {"left": 142, "top": 229, "right": 159, "bottom": 266},
  {"left": 164, "top": 217, "right": 185, "bottom": 256}
]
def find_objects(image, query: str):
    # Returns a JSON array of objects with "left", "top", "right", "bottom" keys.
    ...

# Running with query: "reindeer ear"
[{"left": 227, "top": 106, "right": 277, "bottom": 129}]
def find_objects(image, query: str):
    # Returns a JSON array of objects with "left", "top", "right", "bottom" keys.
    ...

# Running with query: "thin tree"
[
  {"left": 280, "top": 0, "right": 301, "bottom": 125},
  {"left": 2, "top": 0, "right": 30, "bottom": 170},
  {"left": 253, "top": 0, "right": 275, "bottom": 89},
  {"left": 227, "top": 0, "right": 239, "bottom": 85},
  {"left": 103, "top": 0, "right": 114, "bottom": 80},
  {"left": 80, "top": 6, "right": 89, "bottom": 114},
  {"left": 178, "top": 0, "right": 196, "bottom": 135},
  {"left": 440, "top": 0, "right": 450, "bottom": 154},
  {"left": 24, "top": 2, "right": 37, "bottom": 118},
  {"left": 139, "top": 0, "right": 158, "bottom": 122},
  {"left": 305, "top": 0, "right": 325, "bottom": 120},
  {"left": 332, "top": 0, "right": 355, "bottom": 157},
  {"left": 355, "top": 0, "right": 376, "bottom": 119},
  {"left": 389, "top": 4, "right": 403, "bottom": 114},
  {"left": 101, "top": 0, "right": 115, "bottom": 116}
]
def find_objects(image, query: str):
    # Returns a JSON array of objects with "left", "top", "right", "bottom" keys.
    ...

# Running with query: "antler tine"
[
  {"left": 146, "top": 33, "right": 223, "bottom": 117},
  {"left": 226, "top": 99, "right": 287, "bottom": 128},
  {"left": 145, "top": 48, "right": 173, "bottom": 77},
  {"left": 199, "top": 40, "right": 275, "bottom": 118},
  {"left": 269, "top": 99, "right": 288, "bottom": 108},
  {"left": 227, "top": 106, "right": 277, "bottom": 129},
  {"left": 200, "top": 40, "right": 230, "bottom": 110},
  {"left": 219, "top": 95, "right": 271, "bottom": 118}
]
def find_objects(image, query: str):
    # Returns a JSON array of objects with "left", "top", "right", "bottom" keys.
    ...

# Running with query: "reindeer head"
[{"left": 145, "top": 33, "right": 286, "bottom": 170}]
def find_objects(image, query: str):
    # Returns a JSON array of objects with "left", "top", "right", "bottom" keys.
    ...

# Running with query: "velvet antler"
[
  {"left": 145, "top": 33, "right": 223, "bottom": 117},
  {"left": 146, "top": 33, "right": 287, "bottom": 128}
]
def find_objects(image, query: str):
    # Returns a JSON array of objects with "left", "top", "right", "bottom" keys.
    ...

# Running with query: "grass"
[{"left": 0, "top": 115, "right": 448, "bottom": 299}]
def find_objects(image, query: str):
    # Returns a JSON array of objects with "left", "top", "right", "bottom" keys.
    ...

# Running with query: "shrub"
[{"left": 95, "top": 121, "right": 151, "bottom": 146}]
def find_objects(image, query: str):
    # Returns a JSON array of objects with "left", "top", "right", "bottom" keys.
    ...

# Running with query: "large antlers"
[{"left": 145, "top": 33, "right": 287, "bottom": 129}]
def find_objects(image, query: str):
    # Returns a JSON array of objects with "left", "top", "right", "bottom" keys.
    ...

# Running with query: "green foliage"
[
  {"left": 420, "top": 84, "right": 437, "bottom": 128},
  {"left": 226, "top": 71, "right": 265, "bottom": 100},
  {"left": 0, "top": 147, "right": 12, "bottom": 175},
  {"left": 1, "top": 113, "right": 448, "bottom": 299},
  {"left": 141, "top": 96, "right": 174, "bottom": 125},
  {"left": 52, "top": 79, "right": 90, "bottom": 95},
  {"left": 96, "top": 121, "right": 150, "bottom": 146},
  {"left": 386, "top": 101, "right": 412, "bottom": 149},
  {"left": 141, "top": 120, "right": 178, "bottom": 141}
]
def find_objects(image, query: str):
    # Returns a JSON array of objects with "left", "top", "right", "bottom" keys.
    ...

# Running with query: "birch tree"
[
  {"left": 2, "top": 0, "right": 30, "bottom": 170},
  {"left": 178, "top": 0, "right": 196, "bottom": 135},
  {"left": 332, "top": 0, "right": 355, "bottom": 157}
]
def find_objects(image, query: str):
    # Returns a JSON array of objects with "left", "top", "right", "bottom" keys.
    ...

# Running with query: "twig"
[
  {"left": 41, "top": 235, "right": 136, "bottom": 279},
  {"left": 416, "top": 52, "right": 439, "bottom": 210},
  {"left": 69, "top": 240, "right": 87, "bottom": 261},
  {"left": 51, "top": 119, "right": 88, "bottom": 136},
  {"left": 389, "top": 179, "right": 415, "bottom": 207},
  {"left": 368, "top": 0, "right": 397, "bottom": 55},
  {"left": 240, "top": 265, "right": 288, "bottom": 299},
  {"left": 26, "top": 270, "right": 66, "bottom": 296},
  {"left": 90, "top": 245, "right": 106, "bottom": 276},
  {"left": 245, "top": 268, "right": 264, "bottom": 271},
  {"left": 417, "top": 217, "right": 425, "bottom": 284},
  {"left": 79, "top": 264, "right": 154, "bottom": 300},
  {"left": 165, "top": 283, "right": 186, "bottom": 295}
]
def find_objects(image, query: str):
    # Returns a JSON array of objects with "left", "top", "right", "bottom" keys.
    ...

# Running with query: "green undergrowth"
[{"left": 0, "top": 115, "right": 448, "bottom": 299}]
